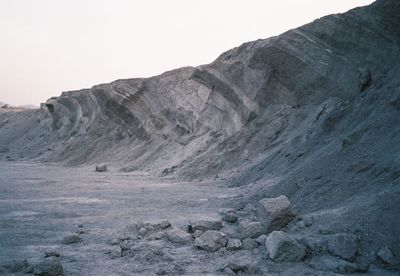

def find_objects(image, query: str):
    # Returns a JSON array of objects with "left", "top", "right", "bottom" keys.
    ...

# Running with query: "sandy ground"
[{"left": 0, "top": 161, "right": 240, "bottom": 275}]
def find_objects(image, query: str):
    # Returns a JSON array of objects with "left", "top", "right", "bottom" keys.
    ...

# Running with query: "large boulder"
[
  {"left": 256, "top": 195, "right": 295, "bottom": 233},
  {"left": 265, "top": 231, "right": 306, "bottom": 262},
  {"left": 327, "top": 233, "right": 358, "bottom": 261},
  {"left": 165, "top": 228, "right": 192, "bottom": 245},
  {"left": 194, "top": 230, "right": 228, "bottom": 252},
  {"left": 191, "top": 219, "right": 222, "bottom": 232}
]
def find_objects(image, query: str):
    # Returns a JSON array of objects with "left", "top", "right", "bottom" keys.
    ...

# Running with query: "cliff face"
[{"left": 1, "top": 0, "right": 399, "bottom": 176}]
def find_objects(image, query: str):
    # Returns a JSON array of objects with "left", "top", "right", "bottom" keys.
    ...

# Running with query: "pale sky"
[{"left": 0, "top": 0, "right": 374, "bottom": 106}]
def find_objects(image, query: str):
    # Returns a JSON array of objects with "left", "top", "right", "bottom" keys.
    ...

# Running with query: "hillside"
[{"left": 0, "top": 0, "right": 399, "bottom": 274}]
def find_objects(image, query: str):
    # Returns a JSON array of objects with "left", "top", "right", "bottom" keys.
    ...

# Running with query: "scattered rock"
[
  {"left": 45, "top": 251, "right": 61, "bottom": 258},
  {"left": 33, "top": 259, "right": 64, "bottom": 276},
  {"left": 223, "top": 212, "right": 238, "bottom": 223},
  {"left": 265, "top": 231, "right": 306, "bottom": 262},
  {"left": 120, "top": 240, "right": 134, "bottom": 251},
  {"left": 194, "top": 230, "right": 228, "bottom": 252},
  {"left": 227, "top": 239, "right": 242, "bottom": 251},
  {"left": 110, "top": 238, "right": 120, "bottom": 245},
  {"left": 61, "top": 235, "right": 82, "bottom": 245},
  {"left": 301, "top": 235, "right": 327, "bottom": 254},
  {"left": 165, "top": 228, "right": 192, "bottom": 244},
  {"left": 256, "top": 195, "right": 295, "bottom": 233},
  {"left": 110, "top": 247, "right": 122, "bottom": 259},
  {"left": 359, "top": 68, "right": 372, "bottom": 92},
  {"left": 309, "top": 255, "right": 358, "bottom": 274},
  {"left": 138, "top": 227, "right": 147, "bottom": 236},
  {"left": 95, "top": 163, "right": 107, "bottom": 172},
  {"left": 191, "top": 219, "right": 223, "bottom": 232},
  {"left": 157, "top": 220, "right": 172, "bottom": 230},
  {"left": 242, "top": 238, "right": 259, "bottom": 250},
  {"left": 327, "top": 233, "right": 358, "bottom": 261},
  {"left": 377, "top": 247, "right": 396, "bottom": 266},
  {"left": 240, "top": 221, "right": 262, "bottom": 238}
]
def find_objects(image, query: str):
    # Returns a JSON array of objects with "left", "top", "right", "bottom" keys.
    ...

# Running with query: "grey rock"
[
  {"left": 242, "top": 238, "right": 259, "bottom": 250},
  {"left": 45, "top": 251, "right": 60, "bottom": 258},
  {"left": 110, "top": 238, "right": 120, "bottom": 245},
  {"left": 240, "top": 221, "right": 262, "bottom": 238},
  {"left": 194, "top": 230, "right": 228, "bottom": 252},
  {"left": 95, "top": 163, "right": 107, "bottom": 172},
  {"left": 165, "top": 228, "right": 192, "bottom": 244},
  {"left": 377, "top": 247, "right": 396, "bottom": 266},
  {"left": 265, "top": 231, "right": 306, "bottom": 262},
  {"left": 60, "top": 235, "right": 82, "bottom": 245},
  {"left": 191, "top": 219, "right": 223, "bottom": 232},
  {"left": 309, "top": 255, "right": 358, "bottom": 274},
  {"left": 256, "top": 234, "right": 266, "bottom": 245},
  {"left": 257, "top": 195, "right": 295, "bottom": 233},
  {"left": 223, "top": 212, "right": 238, "bottom": 223},
  {"left": 227, "top": 239, "right": 242, "bottom": 251},
  {"left": 110, "top": 247, "right": 122, "bottom": 259},
  {"left": 327, "top": 233, "right": 358, "bottom": 261},
  {"left": 33, "top": 259, "right": 64, "bottom": 276}
]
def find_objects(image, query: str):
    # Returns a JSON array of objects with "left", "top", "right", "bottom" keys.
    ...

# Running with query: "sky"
[{"left": 0, "top": 0, "right": 374, "bottom": 106}]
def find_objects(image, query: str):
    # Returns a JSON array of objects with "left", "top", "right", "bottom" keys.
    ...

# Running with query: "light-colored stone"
[
  {"left": 191, "top": 219, "right": 222, "bottom": 232},
  {"left": 242, "top": 238, "right": 259, "bottom": 250},
  {"left": 257, "top": 195, "right": 295, "bottom": 233},
  {"left": 193, "top": 230, "right": 204, "bottom": 238},
  {"left": 265, "top": 231, "right": 305, "bottom": 262},
  {"left": 194, "top": 230, "right": 228, "bottom": 252},
  {"left": 165, "top": 228, "right": 192, "bottom": 244},
  {"left": 227, "top": 239, "right": 242, "bottom": 251},
  {"left": 241, "top": 221, "right": 262, "bottom": 238}
]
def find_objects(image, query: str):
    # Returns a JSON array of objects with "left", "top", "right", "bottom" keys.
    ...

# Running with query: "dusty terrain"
[{"left": 0, "top": 0, "right": 400, "bottom": 275}]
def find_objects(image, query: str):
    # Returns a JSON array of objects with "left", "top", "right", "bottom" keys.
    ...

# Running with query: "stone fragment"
[
  {"left": 377, "top": 247, "right": 396, "bottom": 266},
  {"left": 227, "top": 239, "right": 242, "bottom": 251},
  {"left": 191, "top": 219, "right": 222, "bottom": 232},
  {"left": 61, "top": 235, "right": 82, "bottom": 245},
  {"left": 165, "top": 228, "right": 192, "bottom": 244},
  {"left": 194, "top": 230, "right": 228, "bottom": 252},
  {"left": 309, "top": 255, "right": 358, "bottom": 274},
  {"left": 327, "top": 233, "right": 358, "bottom": 261},
  {"left": 223, "top": 212, "right": 238, "bottom": 223},
  {"left": 257, "top": 195, "right": 295, "bottom": 233},
  {"left": 241, "top": 221, "right": 262, "bottom": 238},
  {"left": 33, "top": 259, "right": 64, "bottom": 276},
  {"left": 265, "top": 231, "right": 305, "bottom": 262},
  {"left": 95, "top": 163, "right": 107, "bottom": 172},
  {"left": 45, "top": 251, "right": 60, "bottom": 258},
  {"left": 242, "top": 238, "right": 259, "bottom": 250}
]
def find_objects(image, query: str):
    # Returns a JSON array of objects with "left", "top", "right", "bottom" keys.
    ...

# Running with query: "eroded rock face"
[
  {"left": 194, "top": 230, "right": 228, "bottom": 252},
  {"left": 257, "top": 196, "right": 295, "bottom": 233},
  {"left": 265, "top": 231, "right": 306, "bottom": 262}
]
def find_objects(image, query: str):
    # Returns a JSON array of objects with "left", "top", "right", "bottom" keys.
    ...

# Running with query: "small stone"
[
  {"left": 120, "top": 240, "right": 133, "bottom": 251},
  {"left": 138, "top": 227, "right": 147, "bottom": 236},
  {"left": 191, "top": 219, "right": 223, "bottom": 232},
  {"left": 78, "top": 224, "right": 84, "bottom": 228},
  {"left": 265, "top": 231, "right": 306, "bottom": 262},
  {"left": 223, "top": 212, "right": 238, "bottom": 223},
  {"left": 110, "top": 238, "right": 120, "bottom": 245},
  {"left": 327, "top": 233, "right": 358, "bottom": 261},
  {"left": 227, "top": 239, "right": 242, "bottom": 251},
  {"left": 33, "top": 259, "right": 64, "bottom": 276},
  {"left": 61, "top": 235, "right": 82, "bottom": 245},
  {"left": 257, "top": 195, "right": 295, "bottom": 233},
  {"left": 110, "top": 248, "right": 122, "bottom": 259},
  {"left": 194, "top": 230, "right": 228, "bottom": 252},
  {"left": 95, "top": 163, "right": 107, "bottom": 172},
  {"left": 45, "top": 251, "right": 61, "bottom": 258},
  {"left": 158, "top": 220, "right": 171, "bottom": 230},
  {"left": 242, "top": 238, "right": 259, "bottom": 250},
  {"left": 165, "top": 228, "right": 192, "bottom": 244},
  {"left": 3, "top": 259, "right": 32, "bottom": 273},
  {"left": 377, "top": 247, "right": 396, "bottom": 266},
  {"left": 241, "top": 221, "right": 262, "bottom": 238}
]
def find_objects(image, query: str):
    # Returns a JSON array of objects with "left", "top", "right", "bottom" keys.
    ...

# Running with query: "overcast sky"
[{"left": 0, "top": 0, "right": 374, "bottom": 106}]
